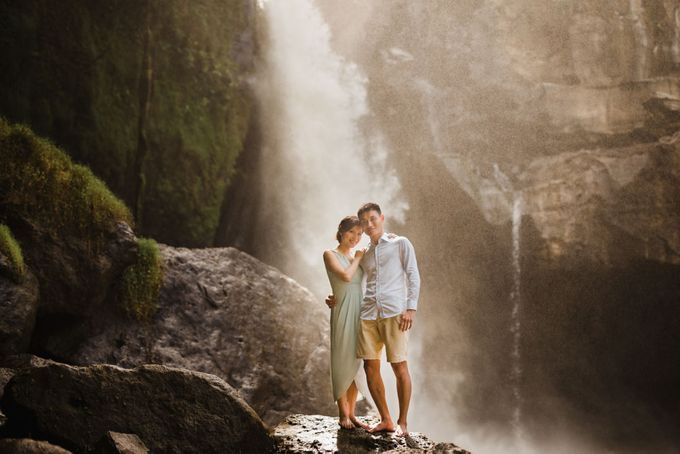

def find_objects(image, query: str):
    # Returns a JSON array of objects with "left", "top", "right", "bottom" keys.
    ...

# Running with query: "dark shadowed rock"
[
  {"left": 0, "top": 438, "right": 71, "bottom": 453},
  {"left": 0, "top": 361, "right": 272, "bottom": 453},
  {"left": 0, "top": 261, "right": 39, "bottom": 358},
  {"left": 0, "top": 367, "right": 15, "bottom": 397},
  {"left": 27, "top": 221, "right": 137, "bottom": 318},
  {"left": 272, "top": 414, "right": 470, "bottom": 454},
  {"left": 94, "top": 431, "right": 148, "bottom": 454},
  {"left": 71, "top": 245, "right": 335, "bottom": 425},
  {"left": 0, "top": 354, "right": 59, "bottom": 371},
  {"left": 16, "top": 220, "right": 137, "bottom": 362}
]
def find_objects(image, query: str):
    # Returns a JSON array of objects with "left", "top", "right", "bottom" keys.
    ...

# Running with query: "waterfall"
[
  {"left": 510, "top": 193, "right": 523, "bottom": 440},
  {"left": 256, "top": 0, "right": 407, "bottom": 295}
]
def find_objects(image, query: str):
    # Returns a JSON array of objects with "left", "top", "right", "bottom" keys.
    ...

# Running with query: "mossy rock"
[
  {"left": 0, "top": 224, "right": 24, "bottom": 281},
  {"left": 0, "top": 118, "right": 132, "bottom": 248},
  {"left": 119, "top": 237, "right": 163, "bottom": 321},
  {"left": 0, "top": 118, "right": 137, "bottom": 322},
  {"left": 0, "top": 0, "right": 257, "bottom": 247}
]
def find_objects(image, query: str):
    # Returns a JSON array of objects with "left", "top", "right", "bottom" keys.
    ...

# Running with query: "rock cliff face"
[
  {"left": 518, "top": 138, "right": 680, "bottom": 266},
  {"left": 314, "top": 0, "right": 680, "bottom": 449},
  {"left": 0, "top": 0, "right": 258, "bottom": 246},
  {"left": 67, "top": 245, "right": 335, "bottom": 426}
]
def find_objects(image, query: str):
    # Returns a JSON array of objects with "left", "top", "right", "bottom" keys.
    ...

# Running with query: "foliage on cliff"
[
  {"left": 0, "top": 0, "right": 256, "bottom": 247},
  {"left": 0, "top": 118, "right": 132, "bottom": 249},
  {"left": 0, "top": 223, "right": 24, "bottom": 281},
  {"left": 119, "top": 237, "right": 163, "bottom": 321}
]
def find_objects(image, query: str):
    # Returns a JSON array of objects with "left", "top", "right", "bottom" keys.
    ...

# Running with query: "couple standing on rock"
[{"left": 323, "top": 202, "right": 420, "bottom": 436}]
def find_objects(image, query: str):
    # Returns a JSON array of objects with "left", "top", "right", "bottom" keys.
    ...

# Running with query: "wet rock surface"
[
  {"left": 0, "top": 361, "right": 272, "bottom": 453},
  {"left": 272, "top": 414, "right": 470, "bottom": 454},
  {"left": 69, "top": 245, "right": 334, "bottom": 426}
]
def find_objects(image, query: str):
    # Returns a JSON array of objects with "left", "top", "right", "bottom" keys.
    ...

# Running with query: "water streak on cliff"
[{"left": 510, "top": 193, "right": 523, "bottom": 441}]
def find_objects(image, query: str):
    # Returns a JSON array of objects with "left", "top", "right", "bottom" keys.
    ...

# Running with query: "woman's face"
[{"left": 341, "top": 225, "right": 363, "bottom": 248}]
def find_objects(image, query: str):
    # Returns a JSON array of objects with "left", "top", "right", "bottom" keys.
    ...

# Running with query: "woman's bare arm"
[{"left": 323, "top": 249, "right": 364, "bottom": 282}]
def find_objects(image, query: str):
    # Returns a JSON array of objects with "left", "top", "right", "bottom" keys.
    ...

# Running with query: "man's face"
[{"left": 359, "top": 210, "right": 384, "bottom": 239}]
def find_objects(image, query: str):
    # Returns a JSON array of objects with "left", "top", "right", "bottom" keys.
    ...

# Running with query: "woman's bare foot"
[
  {"left": 339, "top": 416, "right": 354, "bottom": 429},
  {"left": 396, "top": 421, "right": 408, "bottom": 437},
  {"left": 368, "top": 420, "right": 396, "bottom": 433},
  {"left": 350, "top": 415, "right": 370, "bottom": 430}
]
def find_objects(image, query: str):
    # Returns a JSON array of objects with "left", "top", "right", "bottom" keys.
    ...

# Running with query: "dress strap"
[{"left": 331, "top": 249, "right": 351, "bottom": 263}]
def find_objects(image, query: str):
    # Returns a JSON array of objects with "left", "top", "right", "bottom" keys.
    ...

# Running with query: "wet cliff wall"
[{"left": 0, "top": 0, "right": 258, "bottom": 246}]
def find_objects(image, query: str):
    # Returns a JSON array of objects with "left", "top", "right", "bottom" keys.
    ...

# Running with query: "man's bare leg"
[
  {"left": 391, "top": 360, "right": 412, "bottom": 435},
  {"left": 346, "top": 381, "right": 370, "bottom": 429},
  {"left": 364, "top": 360, "right": 396, "bottom": 432}
]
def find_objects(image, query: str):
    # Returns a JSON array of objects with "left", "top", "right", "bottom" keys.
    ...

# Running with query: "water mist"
[{"left": 255, "top": 0, "right": 406, "bottom": 296}]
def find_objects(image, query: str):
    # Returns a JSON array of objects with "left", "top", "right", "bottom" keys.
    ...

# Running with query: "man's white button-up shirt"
[{"left": 360, "top": 232, "right": 420, "bottom": 320}]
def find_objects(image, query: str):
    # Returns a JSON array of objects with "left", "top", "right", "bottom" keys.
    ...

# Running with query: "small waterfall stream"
[{"left": 510, "top": 193, "right": 523, "bottom": 440}]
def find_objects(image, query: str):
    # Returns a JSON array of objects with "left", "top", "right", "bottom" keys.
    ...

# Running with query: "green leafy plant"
[
  {"left": 0, "top": 223, "right": 24, "bottom": 280},
  {"left": 119, "top": 237, "right": 163, "bottom": 321}
]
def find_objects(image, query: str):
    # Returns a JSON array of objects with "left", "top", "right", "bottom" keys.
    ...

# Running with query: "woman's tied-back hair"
[
  {"left": 357, "top": 202, "right": 381, "bottom": 219},
  {"left": 336, "top": 216, "right": 362, "bottom": 243}
]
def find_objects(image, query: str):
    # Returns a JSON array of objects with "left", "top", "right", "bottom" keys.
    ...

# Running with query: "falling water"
[
  {"left": 256, "top": 0, "right": 407, "bottom": 295},
  {"left": 510, "top": 193, "right": 523, "bottom": 440}
]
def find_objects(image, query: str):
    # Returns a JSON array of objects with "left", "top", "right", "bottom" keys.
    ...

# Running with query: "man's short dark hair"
[{"left": 357, "top": 202, "right": 382, "bottom": 218}]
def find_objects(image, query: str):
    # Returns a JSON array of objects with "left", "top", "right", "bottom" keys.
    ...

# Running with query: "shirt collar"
[{"left": 371, "top": 232, "right": 390, "bottom": 245}]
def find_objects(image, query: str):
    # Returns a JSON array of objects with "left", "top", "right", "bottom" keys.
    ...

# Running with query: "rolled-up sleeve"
[{"left": 400, "top": 238, "right": 420, "bottom": 311}]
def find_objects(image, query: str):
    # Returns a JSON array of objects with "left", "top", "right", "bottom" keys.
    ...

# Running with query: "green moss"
[
  {"left": 119, "top": 237, "right": 163, "bottom": 321},
  {"left": 0, "top": 118, "right": 133, "bottom": 248},
  {"left": 0, "top": 1, "right": 255, "bottom": 247},
  {"left": 0, "top": 223, "right": 24, "bottom": 280}
]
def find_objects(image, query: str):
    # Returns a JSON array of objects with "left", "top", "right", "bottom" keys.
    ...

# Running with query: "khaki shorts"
[{"left": 357, "top": 315, "right": 408, "bottom": 363}]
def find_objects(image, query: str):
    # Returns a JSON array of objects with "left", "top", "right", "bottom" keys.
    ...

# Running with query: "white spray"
[{"left": 256, "top": 0, "right": 407, "bottom": 294}]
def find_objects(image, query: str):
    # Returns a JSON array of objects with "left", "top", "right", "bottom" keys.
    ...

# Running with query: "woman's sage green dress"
[{"left": 325, "top": 250, "right": 363, "bottom": 401}]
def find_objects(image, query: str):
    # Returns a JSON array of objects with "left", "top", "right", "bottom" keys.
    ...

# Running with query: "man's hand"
[
  {"left": 325, "top": 294, "right": 337, "bottom": 309},
  {"left": 399, "top": 310, "right": 416, "bottom": 331}
]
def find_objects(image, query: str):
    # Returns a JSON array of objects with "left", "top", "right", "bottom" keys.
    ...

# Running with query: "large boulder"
[
  {"left": 0, "top": 361, "right": 272, "bottom": 453},
  {"left": 272, "top": 414, "right": 470, "bottom": 453},
  {"left": 70, "top": 245, "right": 335, "bottom": 425},
  {"left": 0, "top": 120, "right": 138, "bottom": 359}
]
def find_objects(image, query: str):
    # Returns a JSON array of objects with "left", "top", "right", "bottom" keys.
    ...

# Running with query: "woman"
[{"left": 323, "top": 216, "right": 369, "bottom": 430}]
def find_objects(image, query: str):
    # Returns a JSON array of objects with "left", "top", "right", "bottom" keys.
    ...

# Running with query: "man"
[{"left": 327, "top": 202, "right": 420, "bottom": 435}]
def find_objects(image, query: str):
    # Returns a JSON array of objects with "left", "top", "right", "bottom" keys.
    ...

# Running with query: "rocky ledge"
[
  {"left": 273, "top": 414, "right": 470, "bottom": 454},
  {"left": 0, "top": 357, "right": 470, "bottom": 454},
  {"left": 0, "top": 358, "right": 272, "bottom": 453}
]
